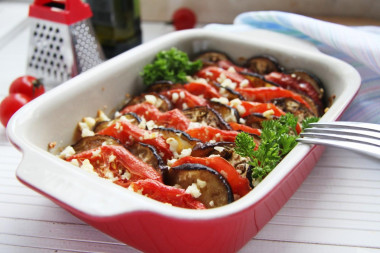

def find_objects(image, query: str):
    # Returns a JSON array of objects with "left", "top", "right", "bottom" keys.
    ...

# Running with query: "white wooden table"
[{"left": 1, "top": 2, "right": 379, "bottom": 252}]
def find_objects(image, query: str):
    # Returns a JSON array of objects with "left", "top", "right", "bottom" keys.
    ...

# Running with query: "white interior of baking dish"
[{"left": 7, "top": 29, "right": 361, "bottom": 220}]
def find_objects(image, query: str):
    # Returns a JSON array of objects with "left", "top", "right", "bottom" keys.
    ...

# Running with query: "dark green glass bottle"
[{"left": 87, "top": 0, "right": 142, "bottom": 58}]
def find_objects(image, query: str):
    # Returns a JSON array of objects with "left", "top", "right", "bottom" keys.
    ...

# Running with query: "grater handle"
[{"left": 29, "top": 0, "right": 93, "bottom": 25}]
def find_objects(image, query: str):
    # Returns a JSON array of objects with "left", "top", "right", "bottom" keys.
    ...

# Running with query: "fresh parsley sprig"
[
  {"left": 235, "top": 114, "right": 319, "bottom": 182},
  {"left": 141, "top": 47, "right": 202, "bottom": 86}
]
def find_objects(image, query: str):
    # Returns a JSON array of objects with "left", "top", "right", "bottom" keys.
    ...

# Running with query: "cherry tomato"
[
  {"left": 172, "top": 8, "right": 196, "bottom": 30},
  {"left": 9, "top": 75, "right": 45, "bottom": 99},
  {"left": 0, "top": 93, "right": 32, "bottom": 127}
]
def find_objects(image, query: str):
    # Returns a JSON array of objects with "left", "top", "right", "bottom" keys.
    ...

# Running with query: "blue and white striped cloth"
[{"left": 205, "top": 11, "right": 380, "bottom": 123}]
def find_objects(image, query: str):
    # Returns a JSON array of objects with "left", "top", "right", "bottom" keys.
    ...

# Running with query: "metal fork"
[{"left": 297, "top": 121, "right": 380, "bottom": 159}]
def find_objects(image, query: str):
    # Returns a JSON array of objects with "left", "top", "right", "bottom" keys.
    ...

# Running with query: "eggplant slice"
[
  {"left": 94, "top": 112, "right": 142, "bottom": 133},
  {"left": 164, "top": 163, "right": 233, "bottom": 208},
  {"left": 146, "top": 81, "right": 183, "bottom": 93},
  {"left": 244, "top": 55, "right": 283, "bottom": 75},
  {"left": 153, "top": 127, "right": 199, "bottom": 154},
  {"left": 183, "top": 106, "right": 231, "bottom": 130},
  {"left": 240, "top": 72, "right": 278, "bottom": 88},
  {"left": 127, "top": 142, "right": 165, "bottom": 172},
  {"left": 194, "top": 51, "right": 230, "bottom": 67},
  {"left": 72, "top": 135, "right": 120, "bottom": 153},
  {"left": 271, "top": 97, "right": 317, "bottom": 122},
  {"left": 209, "top": 101, "right": 240, "bottom": 123}
]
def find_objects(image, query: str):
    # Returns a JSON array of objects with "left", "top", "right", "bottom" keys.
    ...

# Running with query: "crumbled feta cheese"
[
  {"left": 182, "top": 103, "right": 188, "bottom": 110},
  {"left": 108, "top": 154, "right": 116, "bottom": 163},
  {"left": 263, "top": 109, "right": 275, "bottom": 119},
  {"left": 70, "top": 159, "right": 79, "bottom": 167},
  {"left": 239, "top": 79, "right": 249, "bottom": 88},
  {"left": 91, "top": 148, "right": 101, "bottom": 158},
  {"left": 196, "top": 179, "right": 207, "bottom": 188},
  {"left": 179, "top": 91, "right": 185, "bottom": 99},
  {"left": 209, "top": 200, "right": 215, "bottom": 207},
  {"left": 220, "top": 78, "right": 237, "bottom": 90},
  {"left": 120, "top": 170, "right": 131, "bottom": 180},
  {"left": 80, "top": 159, "right": 95, "bottom": 174},
  {"left": 166, "top": 137, "right": 179, "bottom": 153},
  {"left": 178, "top": 148, "right": 192, "bottom": 158},
  {"left": 97, "top": 110, "right": 110, "bottom": 122},
  {"left": 211, "top": 97, "right": 229, "bottom": 105},
  {"left": 146, "top": 120, "right": 157, "bottom": 130},
  {"left": 143, "top": 131, "right": 158, "bottom": 140},
  {"left": 144, "top": 94, "right": 157, "bottom": 105},
  {"left": 239, "top": 118, "right": 246, "bottom": 124},
  {"left": 171, "top": 92, "right": 179, "bottom": 103},
  {"left": 236, "top": 105, "right": 246, "bottom": 115},
  {"left": 217, "top": 73, "right": 227, "bottom": 83},
  {"left": 59, "top": 146, "right": 75, "bottom": 158},
  {"left": 227, "top": 66, "right": 236, "bottom": 73},
  {"left": 185, "top": 183, "right": 202, "bottom": 198},
  {"left": 214, "top": 146, "right": 225, "bottom": 152},
  {"left": 81, "top": 128, "right": 95, "bottom": 137}
]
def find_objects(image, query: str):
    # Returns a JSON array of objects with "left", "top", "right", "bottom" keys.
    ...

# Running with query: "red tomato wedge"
[
  {"left": 160, "top": 88, "right": 208, "bottom": 110},
  {"left": 196, "top": 66, "right": 251, "bottom": 88},
  {"left": 66, "top": 145, "right": 162, "bottom": 183},
  {"left": 183, "top": 82, "right": 221, "bottom": 99},
  {"left": 236, "top": 87, "right": 312, "bottom": 110},
  {"left": 129, "top": 179, "right": 206, "bottom": 209},
  {"left": 186, "top": 126, "right": 240, "bottom": 143},
  {"left": 172, "top": 156, "right": 251, "bottom": 198},
  {"left": 229, "top": 122, "right": 261, "bottom": 136},
  {"left": 120, "top": 102, "right": 190, "bottom": 131},
  {"left": 97, "top": 119, "right": 173, "bottom": 160}
]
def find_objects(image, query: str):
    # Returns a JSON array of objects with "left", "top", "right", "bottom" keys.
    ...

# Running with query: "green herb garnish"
[
  {"left": 235, "top": 114, "right": 318, "bottom": 182},
  {"left": 141, "top": 47, "right": 202, "bottom": 86}
]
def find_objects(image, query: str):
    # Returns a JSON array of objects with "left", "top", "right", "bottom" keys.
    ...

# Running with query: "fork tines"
[{"left": 297, "top": 121, "right": 380, "bottom": 159}]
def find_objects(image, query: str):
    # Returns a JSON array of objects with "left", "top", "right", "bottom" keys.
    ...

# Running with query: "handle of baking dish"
[{"left": 15, "top": 149, "right": 147, "bottom": 217}]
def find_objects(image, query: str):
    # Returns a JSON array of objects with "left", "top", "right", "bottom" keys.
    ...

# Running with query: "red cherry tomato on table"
[
  {"left": 9, "top": 75, "right": 45, "bottom": 99},
  {"left": 0, "top": 93, "right": 32, "bottom": 127},
  {"left": 172, "top": 8, "right": 196, "bottom": 30}
]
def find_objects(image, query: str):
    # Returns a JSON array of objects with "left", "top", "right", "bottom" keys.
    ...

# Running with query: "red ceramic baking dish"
[{"left": 7, "top": 29, "right": 360, "bottom": 253}]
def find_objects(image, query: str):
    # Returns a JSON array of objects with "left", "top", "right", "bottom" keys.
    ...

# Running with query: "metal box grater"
[{"left": 26, "top": 0, "right": 105, "bottom": 90}]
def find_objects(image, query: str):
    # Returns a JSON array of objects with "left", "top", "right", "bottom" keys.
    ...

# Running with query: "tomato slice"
[
  {"left": 120, "top": 102, "right": 190, "bottom": 131},
  {"left": 196, "top": 66, "right": 251, "bottom": 88},
  {"left": 229, "top": 122, "right": 261, "bottom": 136},
  {"left": 172, "top": 156, "right": 251, "bottom": 198},
  {"left": 129, "top": 179, "right": 206, "bottom": 209},
  {"left": 230, "top": 100, "right": 286, "bottom": 118},
  {"left": 265, "top": 72, "right": 322, "bottom": 111},
  {"left": 160, "top": 88, "right": 208, "bottom": 110},
  {"left": 97, "top": 118, "right": 173, "bottom": 160},
  {"left": 183, "top": 82, "right": 221, "bottom": 99},
  {"left": 66, "top": 145, "right": 162, "bottom": 183},
  {"left": 186, "top": 126, "right": 240, "bottom": 143},
  {"left": 236, "top": 87, "right": 312, "bottom": 110}
]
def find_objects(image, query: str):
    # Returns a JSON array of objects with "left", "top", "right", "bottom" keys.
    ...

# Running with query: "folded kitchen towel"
[{"left": 204, "top": 11, "right": 380, "bottom": 123}]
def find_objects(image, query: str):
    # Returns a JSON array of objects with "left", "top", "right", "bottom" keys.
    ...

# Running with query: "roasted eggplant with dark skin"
[
  {"left": 153, "top": 127, "right": 199, "bottom": 153},
  {"left": 182, "top": 106, "right": 231, "bottom": 130},
  {"left": 244, "top": 55, "right": 284, "bottom": 75},
  {"left": 72, "top": 135, "right": 120, "bottom": 153},
  {"left": 163, "top": 163, "right": 233, "bottom": 208},
  {"left": 272, "top": 97, "right": 316, "bottom": 123},
  {"left": 146, "top": 81, "right": 183, "bottom": 93},
  {"left": 94, "top": 112, "right": 142, "bottom": 133},
  {"left": 209, "top": 101, "right": 240, "bottom": 123},
  {"left": 127, "top": 142, "right": 166, "bottom": 172},
  {"left": 194, "top": 51, "right": 230, "bottom": 67}
]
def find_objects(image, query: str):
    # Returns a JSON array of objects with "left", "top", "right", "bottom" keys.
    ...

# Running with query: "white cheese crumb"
[
  {"left": 97, "top": 110, "right": 110, "bottom": 122},
  {"left": 144, "top": 94, "right": 157, "bottom": 105},
  {"left": 182, "top": 103, "right": 188, "bottom": 110},
  {"left": 220, "top": 78, "right": 237, "bottom": 90},
  {"left": 196, "top": 179, "right": 207, "bottom": 188},
  {"left": 263, "top": 109, "right": 275, "bottom": 119},
  {"left": 108, "top": 154, "right": 116, "bottom": 163},
  {"left": 214, "top": 146, "right": 225, "bottom": 152},
  {"left": 185, "top": 183, "right": 202, "bottom": 198},
  {"left": 70, "top": 159, "right": 79, "bottom": 167},
  {"left": 166, "top": 137, "right": 179, "bottom": 154},
  {"left": 59, "top": 146, "right": 75, "bottom": 158},
  {"left": 209, "top": 200, "right": 215, "bottom": 207},
  {"left": 239, "top": 118, "right": 246, "bottom": 124},
  {"left": 81, "top": 128, "right": 95, "bottom": 137},
  {"left": 91, "top": 148, "right": 101, "bottom": 158},
  {"left": 239, "top": 79, "right": 249, "bottom": 88},
  {"left": 179, "top": 91, "right": 185, "bottom": 99},
  {"left": 227, "top": 66, "right": 236, "bottom": 73},
  {"left": 178, "top": 148, "right": 192, "bottom": 158},
  {"left": 211, "top": 97, "right": 229, "bottom": 105},
  {"left": 171, "top": 92, "right": 179, "bottom": 103},
  {"left": 80, "top": 159, "right": 96, "bottom": 175}
]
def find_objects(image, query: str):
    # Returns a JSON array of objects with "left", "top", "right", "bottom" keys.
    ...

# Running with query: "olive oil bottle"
[{"left": 87, "top": 0, "right": 142, "bottom": 58}]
